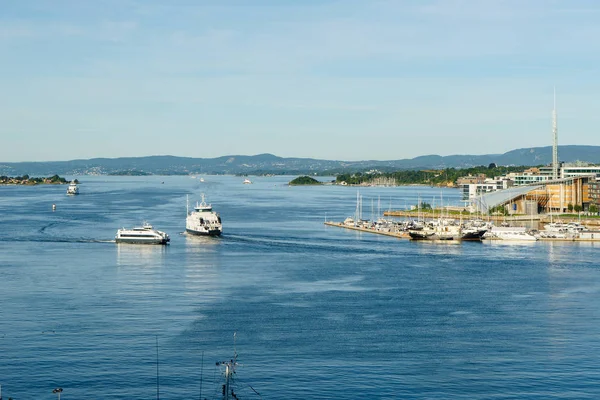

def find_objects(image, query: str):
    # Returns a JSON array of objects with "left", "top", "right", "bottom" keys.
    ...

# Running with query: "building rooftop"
[{"left": 473, "top": 185, "right": 544, "bottom": 213}]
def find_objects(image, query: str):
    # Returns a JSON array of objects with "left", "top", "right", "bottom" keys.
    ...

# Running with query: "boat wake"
[
  {"left": 224, "top": 233, "right": 385, "bottom": 255},
  {"left": 1, "top": 237, "right": 115, "bottom": 244}
]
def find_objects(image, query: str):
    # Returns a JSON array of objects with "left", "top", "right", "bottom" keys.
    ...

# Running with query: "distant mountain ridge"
[{"left": 1, "top": 145, "right": 599, "bottom": 176}]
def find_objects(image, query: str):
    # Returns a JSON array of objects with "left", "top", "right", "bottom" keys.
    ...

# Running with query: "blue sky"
[{"left": 1, "top": 0, "right": 600, "bottom": 162}]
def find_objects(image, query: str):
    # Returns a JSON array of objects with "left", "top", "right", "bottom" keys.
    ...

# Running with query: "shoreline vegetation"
[
  {"left": 335, "top": 165, "right": 531, "bottom": 187},
  {"left": 0, "top": 164, "right": 534, "bottom": 188},
  {"left": 0, "top": 174, "right": 72, "bottom": 185}
]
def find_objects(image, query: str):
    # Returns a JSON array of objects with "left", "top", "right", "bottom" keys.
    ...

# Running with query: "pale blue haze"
[{"left": 1, "top": 1, "right": 600, "bottom": 162}]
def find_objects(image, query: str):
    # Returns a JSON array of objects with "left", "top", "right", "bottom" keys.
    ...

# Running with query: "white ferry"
[
  {"left": 115, "top": 222, "right": 170, "bottom": 245},
  {"left": 66, "top": 180, "right": 79, "bottom": 195},
  {"left": 243, "top": 178, "right": 252, "bottom": 184},
  {"left": 186, "top": 194, "right": 222, "bottom": 236}
]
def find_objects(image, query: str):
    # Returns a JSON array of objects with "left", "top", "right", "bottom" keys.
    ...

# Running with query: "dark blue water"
[{"left": 1, "top": 176, "right": 599, "bottom": 399}]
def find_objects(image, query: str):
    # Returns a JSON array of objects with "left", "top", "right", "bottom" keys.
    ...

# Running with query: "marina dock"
[
  {"left": 324, "top": 221, "right": 410, "bottom": 239},
  {"left": 325, "top": 221, "right": 600, "bottom": 242}
]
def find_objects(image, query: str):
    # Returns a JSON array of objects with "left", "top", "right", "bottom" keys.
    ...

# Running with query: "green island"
[
  {"left": 0, "top": 174, "right": 71, "bottom": 185},
  {"left": 289, "top": 176, "right": 323, "bottom": 185}
]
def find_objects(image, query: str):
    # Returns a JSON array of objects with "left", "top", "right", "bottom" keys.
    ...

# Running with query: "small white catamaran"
[{"left": 115, "top": 222, "right": 170, "bottom": 245}]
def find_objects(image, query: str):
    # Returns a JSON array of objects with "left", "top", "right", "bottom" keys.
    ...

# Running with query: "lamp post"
[{"left": 52, "top": 387, "right": 63, "bottom": 400}]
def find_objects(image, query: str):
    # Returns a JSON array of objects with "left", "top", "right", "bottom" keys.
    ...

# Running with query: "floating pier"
[
  {"left": 324, "top": 221, "right": 409, "bottom": 239},
  {"left": 325, "top": 221, "right": 600, "bottom": 242}
]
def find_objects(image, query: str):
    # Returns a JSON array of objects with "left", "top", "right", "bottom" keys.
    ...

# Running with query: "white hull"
[
  {"left": 409, "top": 229, "right": 459, "bottom": 241},
  {"left": 493, "top": 232, "right": 537, "bottom": 241},
  {"left": 115, "top": 237, "right": 168, "bottom": 245},
  {"left": 488, "top": 227, "right": 537, "bottom": 241},
  {"left": 186, "top": 227, "right": 222, "bottom": 236}
]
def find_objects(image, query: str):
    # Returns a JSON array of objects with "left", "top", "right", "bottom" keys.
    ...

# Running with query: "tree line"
[
  {"left": 335, "top": 164, "right": 534, "bottom": 186},
  {"left": 0, "top": 174, "right": 69, "bottom": 184}
]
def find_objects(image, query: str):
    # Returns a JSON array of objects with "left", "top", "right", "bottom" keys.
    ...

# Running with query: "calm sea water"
[{"left": 1, "top": 176, "right": 599, "bottom": 399}]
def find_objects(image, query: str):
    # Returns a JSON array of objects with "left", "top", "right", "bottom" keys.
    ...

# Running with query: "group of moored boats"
[
  {"left": 115, "top": 194, "right": 222, "bottom": 245},
  {"left": 407, "top": 219, "right": 488, "bottom": 241},
  {"left": 343, "top": 216, "right": 597, "bottom": 242}
]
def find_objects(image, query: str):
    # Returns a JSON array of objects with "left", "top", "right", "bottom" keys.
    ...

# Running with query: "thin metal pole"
[{"left": 156, "top": 336, "right": 160, "bottom": 400}]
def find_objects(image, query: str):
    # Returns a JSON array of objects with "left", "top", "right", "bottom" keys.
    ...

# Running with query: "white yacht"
[
  {"left": 543, "top": 222, "right": 569, "bottom": 232},
  {"left": 488, "top": 226, "right": 537, "bottom": 241},
  {"left": 186, "top": 194, "right": 222, "bottom": 236},
  {"left": 243, "top": 178, "right": 252, "bottom": 184},
  {"left": 408, "top": 219, "right": 462, "bottom": 241},
  {"left": 115, "top": 222, "right": 170, "bottom": 245},
  {"left": 66, "top": 180, "right": 79, "bottom": 195}
]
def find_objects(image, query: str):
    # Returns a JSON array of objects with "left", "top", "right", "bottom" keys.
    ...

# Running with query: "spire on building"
[{"left": 552, "top": 87, "right": 559, "bottom": 180}]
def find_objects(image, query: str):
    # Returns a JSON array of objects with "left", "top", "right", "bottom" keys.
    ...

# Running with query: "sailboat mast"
[
  {"left": 371, "top": 199, "right": 374, "bottom": 223},
  {"left": 360, "top": 195, "right": 363, "bottom": 221},
  {"left": 355, "top": 191, "right": 360, "bottom": 223}
]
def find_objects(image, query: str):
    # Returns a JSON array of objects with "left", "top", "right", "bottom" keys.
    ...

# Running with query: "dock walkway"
[
  {"left": 324, "top": 221, "right": 409, "bottom": 239},
  {"left": 325, "top": 221, "right": 600, "bottom": 242}
]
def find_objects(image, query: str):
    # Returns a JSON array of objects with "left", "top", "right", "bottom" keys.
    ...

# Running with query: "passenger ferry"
[
  {"left": 186, "top": 194, "right": 222, "bottom": 236},
  {"left": 66, "top": 180, "right": 79, "bottom": 195},
  {"left": 115, "top": 222, "right": 170, "bottom": 245}
]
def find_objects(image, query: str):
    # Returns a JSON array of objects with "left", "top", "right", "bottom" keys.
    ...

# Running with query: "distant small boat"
[
  {"left": 200, "top": 177, "right": 205, "bottom": 182},
  {"left": 243, "top": 178, "right": 252, "bottom": 184},
  {"left": 66, "top": 180, "right": 79, "bottom": 195},
  {"left": 115, "top": 222, "right": 170, "bottom": 245}
]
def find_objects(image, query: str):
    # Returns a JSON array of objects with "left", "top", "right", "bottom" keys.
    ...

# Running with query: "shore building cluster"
[
  {"left": 459, "top": 164, "right": 600, "bottom": 216},
  {"left": 458, "top": 91, "right": 600, "bottom": 216}
]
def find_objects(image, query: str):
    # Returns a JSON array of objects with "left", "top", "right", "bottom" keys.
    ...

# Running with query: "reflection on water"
[
  {"left": 116, "top": 243, "right": 167, "bottom": 266},
  {"left": 184, "top": 232, "right": 222, "bottom": 253},
  {"left": 483, "top": 240, "right": 537, "bottom": 247},
  {"left": 182, "top": 233, "right": 223, "bottom": 294},
  {"left": 414, "top": 240, "right": 464, "bottom": 257}
]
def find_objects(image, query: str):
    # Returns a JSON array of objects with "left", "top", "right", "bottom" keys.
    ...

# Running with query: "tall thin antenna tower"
[{"left": 552, "top": 87, "right": 559, "bottom": 180}]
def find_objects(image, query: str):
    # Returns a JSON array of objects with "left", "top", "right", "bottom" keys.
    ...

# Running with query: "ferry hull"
[
  {"left": 115, "top": 237, "right": 169, "bottom": 245},
  {"left": 186, "top": 228, "right": 222, "bottom": 237}
]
